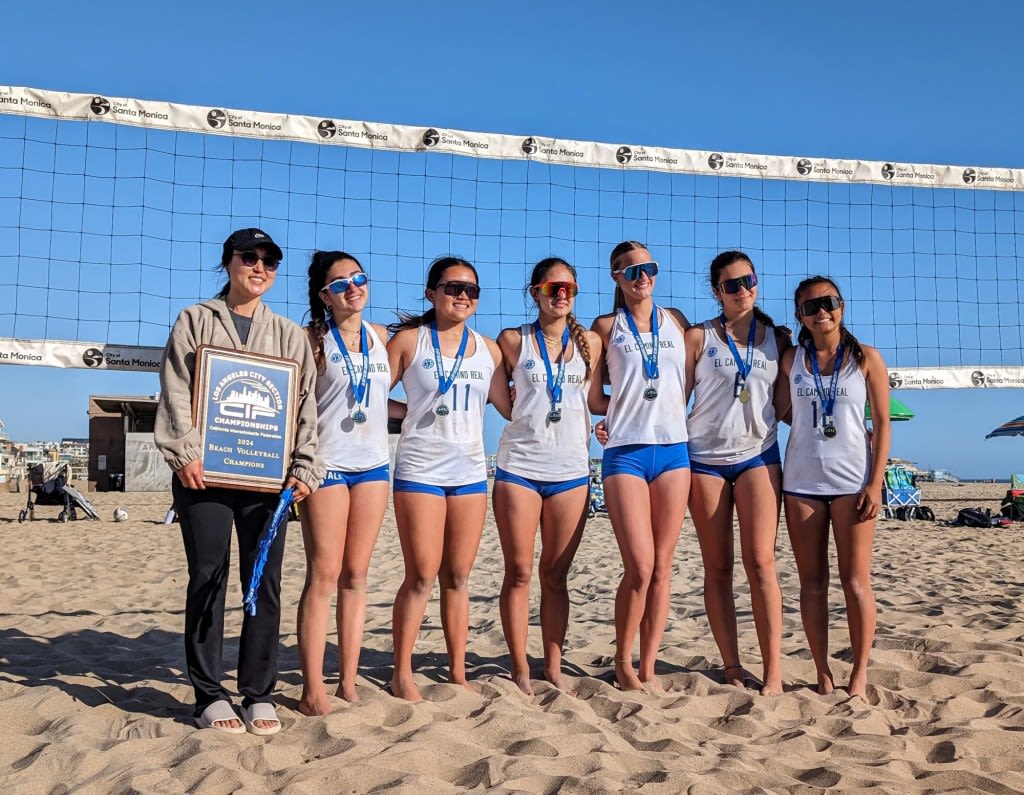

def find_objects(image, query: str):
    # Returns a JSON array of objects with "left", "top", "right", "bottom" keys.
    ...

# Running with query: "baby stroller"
[{"left": 18, "top": 461, "right": 100, "bottom": 522}]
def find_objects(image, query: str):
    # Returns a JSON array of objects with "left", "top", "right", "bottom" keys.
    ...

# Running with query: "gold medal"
[{"left": 738, "top": 387, "right": 750, "bottom": 404}]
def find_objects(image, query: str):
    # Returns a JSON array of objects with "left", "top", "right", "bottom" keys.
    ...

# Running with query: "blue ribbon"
[
  {"left": 430, "top": 322, "right": 469, "bottom": 399},
  {"left": 243, "top": 487, "right": 295, "bottom": 616},
  {"left": 719, "top": 313, "right": 757, "bottom": 396},
  {"left": 806, "top": 342, "right": 845, "bottom": 423},
  {"left": 622, "top": 306, "right": 659, "bottom": 381},
  {"left": 533, "top": 321, "right": 569, "bottom": 414},
  {"left": 329, "top": 318, "right": 370, "bottom": 409}
]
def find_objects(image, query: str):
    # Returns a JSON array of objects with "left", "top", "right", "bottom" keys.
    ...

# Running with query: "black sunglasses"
[
  {"left": 436, "top": 281, "right": 481, "bottom": 300},
  {"left": 718, "top": 273, "right": 758, "bottom": 294},
  {"left": 236, "top": 250, "right": 280, "bottom": 272},
  {"left": 799, "top": 295, "right": 842, "bottom": 317}
]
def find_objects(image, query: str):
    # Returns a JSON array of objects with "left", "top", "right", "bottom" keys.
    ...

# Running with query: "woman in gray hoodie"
[{"left": 155, "top": 227, "right": 323, "bottom": 735}]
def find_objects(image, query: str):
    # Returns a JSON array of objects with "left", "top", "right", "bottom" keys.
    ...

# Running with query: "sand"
[{"left": 1, "top": 482, "right": 1022, "bottom": 793}]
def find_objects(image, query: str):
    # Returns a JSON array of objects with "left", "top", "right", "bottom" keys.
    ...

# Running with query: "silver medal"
[
  {"left": 823, "top": 422, "right": 837, "bottom": 439},
  {"left": 643, "top": 386, "right": 659, "bottom": 401},
  {"left": 547, "top": 409, "right": 562, "bottom": 423},
  {"left": 436, "top": 403, "right": 450, "bottom": 417},
  {"left": 352, "top": 409, "right": 367, "bottom": 424}
]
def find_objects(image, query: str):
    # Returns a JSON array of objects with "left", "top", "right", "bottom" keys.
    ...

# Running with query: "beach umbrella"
[
  {"left": 985, "top": 415, "right": 1024, "bottom": 439},
  {"left": 243, "top": 487, "right": 295, "bottom": 616},
  {"left": 865, "top": 396, "right": 915, "bottom": 422}
]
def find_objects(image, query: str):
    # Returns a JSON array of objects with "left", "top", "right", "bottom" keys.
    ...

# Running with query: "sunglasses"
[
  {"left": 323, "top": 272, "right": 369, "bottom": 294},
  {"left": 718, "top": 273, "right": 758, "bottom": 294},
  {"left": 612, "top": 261, "right": 659, "bottom": 281},
  {"left": 535, "top": 281, "right": 579, "bottom": 298},
  {"left": 436, "top": 280, "right": 481, "bottom": 300},
  {"left": 236, "top": 251, "right": 280, "bottom": 272},
  {"left": 799, "top": 295, "right": 843, "bottom": 317}
]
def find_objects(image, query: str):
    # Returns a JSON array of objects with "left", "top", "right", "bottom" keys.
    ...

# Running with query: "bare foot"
[
  {"left": 640, "top": 673, "right": 664, "bottom": 694},
  {"left": 760, "top": 678, "right": 784, "bottom": 696},
  {"left": 389, "top": 674, "right": 423, "bottom": 702},
  {"left": 615, "top": 659, "right": 644, "bottom": 691},
  {"left": 335, "top": 682, "right": 360, "bottom": 703},
  {"left": 542, "top": 668, "right": 576, "bottom": 696},
  {"left": 817, "top": 669, "right": 836, "bottom": 695},
  {"left": 847, "top": 666, "right": 867, "bottom": 698},
  {"left": 510, "top": 668, "right": 534, "bottom": 696},
  {"left": 297, "top": 691, "right": 334, "bottom": 716},
  {"left": 723, "top": 664, "right": 746, "bottom": 688}
]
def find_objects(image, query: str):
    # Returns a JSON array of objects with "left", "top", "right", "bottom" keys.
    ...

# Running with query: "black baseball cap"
[{"left": 222, "top": 227, "right": 283, "bottom": 263}]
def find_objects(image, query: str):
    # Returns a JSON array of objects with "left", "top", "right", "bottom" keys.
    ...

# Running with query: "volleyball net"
[{"left": 1, "top": 85, "right": 1023, "bottom": 389}]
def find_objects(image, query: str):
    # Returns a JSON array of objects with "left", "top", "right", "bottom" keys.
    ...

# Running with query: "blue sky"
[{"left": 2, "top": 0, "right": 1024, "bottom": 478}]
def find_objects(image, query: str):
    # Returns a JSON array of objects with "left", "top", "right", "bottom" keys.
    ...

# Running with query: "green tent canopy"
[{"left": 865, "top": 397, "right": 915, "bottom": 422}]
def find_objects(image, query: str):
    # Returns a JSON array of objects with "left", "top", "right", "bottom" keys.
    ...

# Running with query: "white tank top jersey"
[
  {"left": 688, "top": 319, "right": 779, "bottom": 464},
  {"left": 497, "top": 324, "right": 591, "bottom": 481},
  {"left": 394, "top": 325, "right": 495, "bottom": 486},
  {"left": 316, "top": 322, "right": 391, "bottom": 472},
  {"left": 783, "top": 348, "right": 871, "bottom": 495},
  {"left": 605, "top": 307, "right": 688, "bottom": 449}
]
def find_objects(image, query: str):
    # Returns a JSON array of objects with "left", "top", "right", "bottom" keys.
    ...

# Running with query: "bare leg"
[
  {"left": 784, "top": 495, "right": 835, "bottom": 694},
  {"left": 390, "top": 491, "right": 446, "bottom": 702},
  {"left": 735, "top": 464, "right": 784, "bottom": 695},
  {"left": 536, "top": 484, "right": 587, "bottom": 691},
  {"left": 438, "top": 492, "right": 488, "bottom": 691},
  {"left": 638, "top": 468, "right": 689, "bottom": 690},
  {"left": 830, "top": 494, "right": 877, "bottom": 697},
  {"left": 689, "top": 472, "right": 741, "bottom": 684},
  {"left": 494, "top": 480, "right": 543, "bottom": 695},
  {"left": 296, "top": 484, "right": 348, "bottom": 716},
  {"left": 335, "top": 480, "right": 388, "bottom": 702},
  {"left": 603, "top": 473, "right": 653, "bottom": 691}
]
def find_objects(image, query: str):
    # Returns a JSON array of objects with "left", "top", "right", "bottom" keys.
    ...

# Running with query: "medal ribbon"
[
  {"left": 430, "top": 321, "right": 469, "bottom": 399},
  {"left": 719, "top": 313, "right": 756, "bottom": 392},
  {"left": 329, "top": 318, "right": 370, "bottom": 408},
  {"left": 806, "top": 342, "right": 845, "bottom": 424},
  {"left": 622, "top": 306, "right": 659, "bottom": 381},
  {"left": 533, "top": 321, "right": 569, "bottom": 415}
]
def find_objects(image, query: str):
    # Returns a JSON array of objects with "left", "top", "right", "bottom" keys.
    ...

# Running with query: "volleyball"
[{"left": 113, "top": 507, "right": 129, "bottom": 522}]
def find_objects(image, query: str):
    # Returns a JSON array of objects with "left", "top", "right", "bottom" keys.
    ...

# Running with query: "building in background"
[
  {"left": 88, "top": 395, "right": 170, "bottom": 492},
  {"left": 0, "top": 420, "right": 13, "bottom": 487}
]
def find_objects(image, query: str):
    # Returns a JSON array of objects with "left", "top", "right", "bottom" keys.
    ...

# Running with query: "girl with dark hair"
[
  {"left": 493, "top": 257, "right": 601, "bottom": 695},
  {"left": 296, "top": 251, "right": 391, "bottom": 713},
  {"left": 386, "top": 256, "right": 512, "bottom": 701},
  {"left": 155, "top": 228, "right": 323, "bottom": 735},
  {"left": 684, "top": 250, "right": 791, "bottom": 695},
  {"left": 589, "top": 240, "right": 690, "bottom": 692},
  {"left": 775, "top": 275, "right": 890, "bottom": 697}
]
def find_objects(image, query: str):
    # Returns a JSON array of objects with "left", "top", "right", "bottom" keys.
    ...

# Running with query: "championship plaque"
[{"left": 192, "top": 345, "right": 299, "bottom": 492}]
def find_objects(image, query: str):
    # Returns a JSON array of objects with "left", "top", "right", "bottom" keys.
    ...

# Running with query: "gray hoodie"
[{"left": 154, "top": 298, "right": 324, "bottom": 492}]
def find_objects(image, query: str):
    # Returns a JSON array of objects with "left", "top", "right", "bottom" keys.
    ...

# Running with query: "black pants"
[{"left": 173, "top": 480, "right": 286, "bottom": 716}]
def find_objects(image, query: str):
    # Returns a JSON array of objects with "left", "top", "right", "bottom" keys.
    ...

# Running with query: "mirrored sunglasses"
[
  {"left": 237, "top": 250, "right": 280, "bottom": 272},
  {"left": 718, "top": 273, "right": 758, "bottom": 294},
  {"left": 535, "top": 281, "right": 579, "bottom": 298},
  {"left": 799, "top": 295, "right": 843, "bottom": 317},
  {"left": 323, "top": 272, "right": 369, "bottom": 294},
  {"left": 613, "top": 261, "right": 659, "bottom": 281},
  {"left": 437, "top": 281, "right": 481, "bottom": 299}
]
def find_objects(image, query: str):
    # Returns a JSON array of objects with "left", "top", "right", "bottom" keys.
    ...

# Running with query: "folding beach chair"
[
  {"left": 999, "top": 473, "right": 1024, "bottom": 521},
  {"left": 882, "top": 463, "right": 923, "bottom": 520}
]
